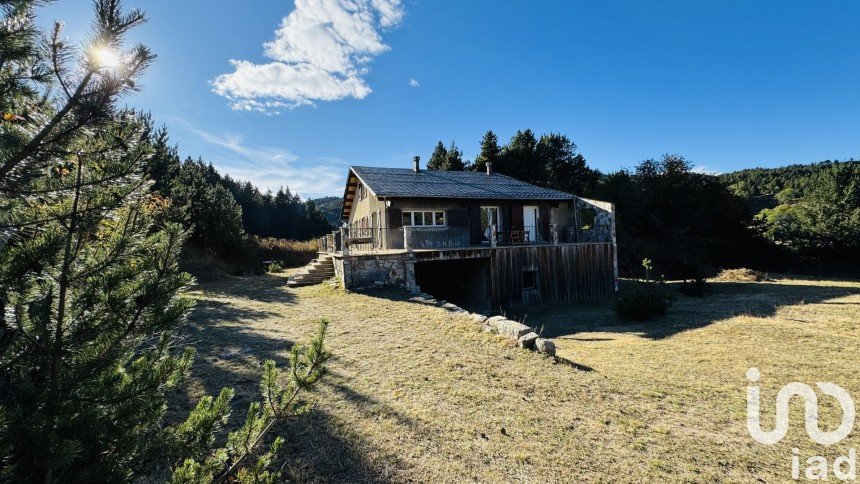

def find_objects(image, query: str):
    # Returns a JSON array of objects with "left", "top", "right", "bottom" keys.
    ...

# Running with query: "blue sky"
[{"left": 40, "top": 1, "right": 860, "bottom": 198}]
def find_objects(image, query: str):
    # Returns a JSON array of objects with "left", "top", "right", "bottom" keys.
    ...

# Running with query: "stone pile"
[
  {"left": 469, "top": 314, "right": 556, "bottom": 357},
  {"left": 406, "top": 293, "right": 557, "bottom": 357}
]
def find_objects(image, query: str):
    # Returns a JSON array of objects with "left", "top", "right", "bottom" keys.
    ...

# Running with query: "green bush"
[
  {"left": 614, "top": 280, "right": 676, "bottom": 320},
  {"left": 267, "top": 261, "right": 284, "bottom": 273},
  {"left": 680, "top": 277, "right": 712, "bottom": 297}
]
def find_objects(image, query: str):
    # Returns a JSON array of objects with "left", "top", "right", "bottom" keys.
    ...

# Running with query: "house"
[{"left": 313, "top": 158, "right": 617, "bottom": 309}]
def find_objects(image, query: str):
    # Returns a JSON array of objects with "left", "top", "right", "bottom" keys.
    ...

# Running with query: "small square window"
[
  {"left": 523, "top": 270, "right": 538, "bottom": 290},
  {"left": 580, "top": 209, "right": 596, "bottom": 230},
  {"left": 434, "top": 212, "right": 445, "bottom": 225},
  {"left": 413, "top": 212, "right": 424, "bottom": 226}
]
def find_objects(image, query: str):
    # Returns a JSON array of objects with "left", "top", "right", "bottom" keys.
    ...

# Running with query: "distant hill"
[
  {"left": 720, "top": 159, "right": 859, "bottom": 214},
  {"left": 311, "top": 196, "right": 343, "bottom": 226}
]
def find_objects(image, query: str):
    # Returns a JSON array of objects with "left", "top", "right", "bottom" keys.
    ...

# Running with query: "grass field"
[{"left": 177, "top": 273, "right": 860, "bottom": 482}]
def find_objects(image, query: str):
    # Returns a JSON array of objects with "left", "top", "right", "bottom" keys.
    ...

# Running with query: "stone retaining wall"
[{"left": 336, "top": 254, "right": 413, "bottom": 290}]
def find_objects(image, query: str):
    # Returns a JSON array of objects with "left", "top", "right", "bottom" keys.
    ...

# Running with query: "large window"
[
  {"left": 402, "top": 211, "right": 445, "bottom": 226},
  {"left": 480, "top": 206, "right": 499, "bottom": 241}
]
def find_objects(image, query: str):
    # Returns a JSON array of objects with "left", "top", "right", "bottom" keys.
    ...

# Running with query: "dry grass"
[
  {"left": 252, "top": 236, "right": 319, "bottom": 267},
  {"left": 714, "top": 267, "right": 771, "bottom": 282},
  {"left": 179, "top": 272, "right": 860, "bottom": 482}
]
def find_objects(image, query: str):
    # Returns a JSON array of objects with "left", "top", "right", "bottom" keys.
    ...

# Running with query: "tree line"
[
  {"left": 421, "top": 130, "right": 860, "bottom": 277},
  {"left": 146, "top": 128, "right": 332, "bottom": 259}
]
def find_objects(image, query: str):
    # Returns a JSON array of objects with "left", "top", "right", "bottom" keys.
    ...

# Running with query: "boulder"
[
  {"left": 470, "top": 313, "right": 489, "bottom": 324},
  {"left": 535, "top": 338, "right": 556, "bottom": 356},
  {"left": 441, "top": 302, "right": 464, "bottom": 312},
  {"left": 495, "top": 319, "right": 532, "bottom": 340},
  {"left": 482, "top": 324, "right": 496, "bottom": 333},
  {"left": 517, "top": 332, "right": 539, "bottom": 349},
  {"left": 485, "top": 315, "right": 508, "bottom": 329}
]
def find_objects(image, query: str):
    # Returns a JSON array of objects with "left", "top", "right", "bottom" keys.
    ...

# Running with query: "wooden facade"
[{"left": 489, "top": 243, "right": 615, "bottom": 306}]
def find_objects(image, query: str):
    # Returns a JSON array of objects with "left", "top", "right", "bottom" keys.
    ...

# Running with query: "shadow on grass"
[
  {"left": 555, "top": 357, "right": 595, "bottom": 372},
  {"left": 509, "top": 279, "right": 860, "bottom": 340},
  {"left": 274, "top": 368, "right": 414, "bottom": 482},
  {"left": 171, "top": 284, "right": 403, "bottom": 482},
  {"left": 281, "top": 406, "right": 398, "bottom": 483},
  {"left": 192, "top": 273, "right": 299, "bottom": 305}
]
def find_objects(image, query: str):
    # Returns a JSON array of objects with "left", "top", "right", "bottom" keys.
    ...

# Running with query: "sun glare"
[{"left": 92, "top": 46, "right": 121, "bottom": 69}]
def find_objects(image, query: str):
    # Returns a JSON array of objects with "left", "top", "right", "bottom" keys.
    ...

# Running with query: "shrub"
[
  {"left": 613, "top": 258, "right": 677, "bottom": 320},
  {"left": 267, "top": 261, "right": 284, "bottom": 273},
  {"left": 680, "top": 278, "right": 712, "bottom": 297},
  {"left": 715, "top": 268, "right": 770, "bottom": 282},
  {"left": 614, "top": 280, "right": 676, "bottom": 320}
]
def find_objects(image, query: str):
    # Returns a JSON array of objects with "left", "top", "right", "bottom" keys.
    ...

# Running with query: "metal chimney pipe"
[
  {"left": 413, "top": 155, "right": 420, "bottom": 172},
  {"left": 486, "top": 161, "right": 493, "bottom": 175}
]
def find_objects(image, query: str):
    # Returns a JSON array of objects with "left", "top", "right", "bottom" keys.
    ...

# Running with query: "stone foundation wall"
[{"left": 339, "top": 254, "right": 413, "bottom": 290}]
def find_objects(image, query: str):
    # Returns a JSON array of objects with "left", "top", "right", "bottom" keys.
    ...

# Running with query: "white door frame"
[{"left": 523, "top": 205, "right": 538, "bottom": 242}]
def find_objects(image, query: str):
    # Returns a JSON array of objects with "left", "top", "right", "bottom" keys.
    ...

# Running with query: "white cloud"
[
  {"left": 409, "top": 78, "right": 419, "bottom": 87},
  {"left": 212, "top": 0, "right": 404, "bottom": 113},
  {"left": 691, "top": 164, "right": 722, "bottom": 175},
  {"left": 180, "top": 122, "right": 347, "bottom": 198}
]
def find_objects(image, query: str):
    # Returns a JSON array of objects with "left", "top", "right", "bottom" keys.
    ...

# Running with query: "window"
[
  {"left": 579, "top": 209, "right": 596, "bottom": 230},
  {"left": 480, "top": 206, "right": 499, "bottom": 241},
  {"left": 522, "top": 270, "right": 538, "bottom": 290},
  {"left": 402, "top": 211, "right": 445, "bottom": 226}
]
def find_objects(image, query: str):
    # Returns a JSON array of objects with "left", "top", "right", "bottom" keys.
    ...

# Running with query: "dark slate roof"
[{"left": 350, "top": 166, "right": 575, "bottom": 200}]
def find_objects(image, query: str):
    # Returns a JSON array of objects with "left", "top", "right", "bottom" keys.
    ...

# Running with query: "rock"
[
  {"left": 442, "top": 302, "right": 465, "bottom": 313},
  {"left": 535, "top": 338, "right": 556, "bottom": 356},
  {"left": 482, "top": 324, "right": 496, "bottom": 333},
  {"left": 495, "top": 319, "right": 532, "bottom": 340},
  {"left": 517, "top": 332, "right": 539, "bottom": 349},
  {"left": 470, "top": 313, "right": 489, "bottom": 324},
  {"left": 485, "top": 315, "right": 508, "bottom": 329}
]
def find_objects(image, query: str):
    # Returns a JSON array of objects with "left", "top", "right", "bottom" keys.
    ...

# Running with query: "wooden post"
[
  {"left": 490, "top": 225, "right": 498, "bottom": 248},
  {"left": 609, "top": 203, "right": 619, "bottom": 293},
  {"left": 551, "top": 224, "right": 559, "bottom": 245}
]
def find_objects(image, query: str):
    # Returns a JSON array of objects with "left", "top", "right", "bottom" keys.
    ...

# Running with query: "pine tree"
[
  {"left": 472, "top": 130, "right": 501, "bottom": 173},
  {"left": 148, "top": 126, "right": 181, "bottom": 196},
  {"left": 500, "top": 129, "right": 538, "bottom": 182},
  {"left": 426, "top": 141, "right": 448, "bottom": 170},
  {"left": 444, "top": 141, "right": 465, "bottom": 171},
  {"left": 535, "top": 132, "right": 597, "bottom": 194},
  {"left": 171, "top": 158, "right": 246, "bottom": 255},
  {"left": 0, "top": 2, "right": 194, "bottom": 480}
]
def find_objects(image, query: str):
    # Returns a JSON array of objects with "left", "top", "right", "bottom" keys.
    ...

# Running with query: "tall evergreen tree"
[
  {"left": 426, "top": 141, "right": 448, "bottom": 170},
  {"left": 0, "top": 2, "right": 195, "bottom": 480},
  {"left": 147, "top": 126, "right": 181, "bottom": 196},
  {"left": 535, "top": 132, "right": 598, "bottom": 195},
  {"left": 472, "top": 130, "right": 501, "bottom": 173},
  {"left": 500, "top": 129, "right": 538, "bottom": 182},
  {"left": 444, "top": 141, "right": 465, "bottom": 171},
  {"left": 171, "top": 157, "right": 246, "bottom": 255}
]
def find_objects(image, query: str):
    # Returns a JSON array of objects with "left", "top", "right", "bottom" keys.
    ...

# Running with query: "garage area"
[{"left": 414, "top": 258, "right": 491, "bottom": 310}]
